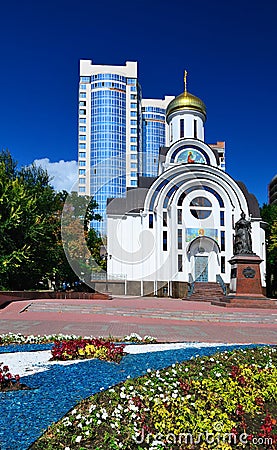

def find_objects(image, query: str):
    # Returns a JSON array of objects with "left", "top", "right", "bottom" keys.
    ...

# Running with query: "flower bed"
[
  {"left": 51, "top": 338, "right": 125, "bottom": 363},
  {"left": 0, "top": 342, "right": 251, "bottom": 449},
  {"left": 0, "top": 363, "right": 28, "bottom": 392},
  {"left": 0, "top": 332, "right": 157, "bottom": 346},
  {"left": 31, "top": 346, "right": 277, "bottom": 450}
]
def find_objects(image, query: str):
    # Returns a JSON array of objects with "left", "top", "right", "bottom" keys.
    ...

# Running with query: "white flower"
[
  {"left": 75, "top": 436, "right": 82, "bottom": 443},
  {"left": 120, "top": 392, "right": 126, "bottom": 399},
  {"left": 65, "top": 447, "right": 71, "bottom": 450}
]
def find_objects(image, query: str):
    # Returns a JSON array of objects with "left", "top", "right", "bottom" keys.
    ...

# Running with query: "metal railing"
[
  {"left": 216, "top": 274, "right": 227, "bottom": 296},
  {"left": 90, "top": 272, "right": 127, "bottom": 281},
  {"left": 187, "top": 273, "right": 195, "bottom": 297}
]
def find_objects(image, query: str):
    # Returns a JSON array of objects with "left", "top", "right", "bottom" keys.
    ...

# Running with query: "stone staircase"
[{"left": 185, "top": 282, "right": 225, "bottom": 303}]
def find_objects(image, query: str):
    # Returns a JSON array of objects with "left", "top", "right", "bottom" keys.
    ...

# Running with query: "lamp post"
[{"left": 100, "top": 245, "right": 111, "bottom": 292}]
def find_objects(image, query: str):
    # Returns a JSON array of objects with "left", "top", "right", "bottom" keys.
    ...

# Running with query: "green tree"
[
  {"left": 60, "top": 192, "right": 104, "bottom": 287},
  {"left": 0, "top": 150, "right": 103, "bottom": 291},
  {"left": 260, "top": 203, "right": 277, "bottom": 297},
  {"left": 0, "top": 153, "right": 64, "bottom": 289}
]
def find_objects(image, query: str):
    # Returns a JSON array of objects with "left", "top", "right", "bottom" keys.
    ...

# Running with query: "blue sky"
[{"left": 0, "top": 0, "right": 276, "bottom": 204}]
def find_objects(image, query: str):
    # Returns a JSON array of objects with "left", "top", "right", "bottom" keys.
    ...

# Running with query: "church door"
[{"left": 195, "top": 256, "right": 208, "bottom": 282}]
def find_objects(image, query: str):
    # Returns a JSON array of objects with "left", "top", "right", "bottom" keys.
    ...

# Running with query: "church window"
[
  {"left": 163, "top": 211, "right": 167, "bottom": 227},
  {"left": 221, "top": 231, "right": 225, "bottom": 251},
  {"left": 180, "top": 119, "right": 184, "bottom": 138},
  {"left": 190, "top": 197, "right": 211, "bottom": 207},
  {"left": 194, "top": 119, "right": 197, "bottom": 138},
  {"left": 170, "top": 122, "right": 173, "bottom": 141},
  {"left": 220, "top": 211, "right": 225, "bottom": 226},
  {"left": 163, "top": 231, "right": 167, "bottom": 251},
  {"left": 149, "top": 214, "right": 153, "bottom": 228},
  {"left": 221, "top": 256, "right": 225, "bottom": 273},
  {"left": 178, "top": 255, "right": 183, "bottom": 272},
  {"left": 191, "top": 210, "right": 211, "bottom": 219},
  {"left": 190, "top": 196, "right": 212, "bottom": 219},
  {"left": 178, "top": 229, "right": 182, "bottom": 249},
  {"left": 177, "top": 209, "right": 182, "bottom": 224}
]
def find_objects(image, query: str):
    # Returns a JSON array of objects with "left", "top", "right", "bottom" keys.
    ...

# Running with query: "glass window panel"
[
  {"left": 163, "top": 231, "right": 167, "bottom": 251},
  {"left": 221, "top": 231, "right": 225, "bottom": 251},
  {"left": 178, "top": 229, "right": 182, "bottom": 250},
  {"left": 190, "top": 197, "right": 212, "bottom": 207},
  {"left": 180, "top": 119, "right": 184, "bottom": 138},
  {"left": 178, "top": 255, "right": 183, "bottom": 272},
  {"left": 191, "top": 210, "right": 212, "bottom": 219}
]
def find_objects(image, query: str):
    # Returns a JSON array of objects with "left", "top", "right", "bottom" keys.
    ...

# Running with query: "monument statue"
[{"left": 234, "top": 212, "right": 253, "bottom": 255}]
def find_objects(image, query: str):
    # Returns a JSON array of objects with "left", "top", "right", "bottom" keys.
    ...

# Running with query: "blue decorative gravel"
[
  {"left": 0, "top": 343, "right": 260, "bottom": 450},
  {"left": 0, "top": 343, "right": 53, "bottom": 353}
]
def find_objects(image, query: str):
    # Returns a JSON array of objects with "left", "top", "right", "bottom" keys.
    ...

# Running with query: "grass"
[{"left": 30, "top": 346, "right": 277, "bottom": 450}]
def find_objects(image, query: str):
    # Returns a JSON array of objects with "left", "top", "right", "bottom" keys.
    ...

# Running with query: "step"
[
  {"left": 188, "top": 282, "right": 224, "bottom": 302},
  {"left": 212, "top": 299, "right": 277, "bottom": 309}
]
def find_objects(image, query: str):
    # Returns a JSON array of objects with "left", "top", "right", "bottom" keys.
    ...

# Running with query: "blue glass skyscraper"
[
  {"left": 77, "top": 60, "right": 173, "bottom": 235},
  {"left": 141, "top": 98, "right": 173, "bottom": 177}
]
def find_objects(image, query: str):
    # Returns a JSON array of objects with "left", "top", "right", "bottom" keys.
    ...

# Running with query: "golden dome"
[{"left": 166, "top": 91, "right": 207, "bottom": 121}]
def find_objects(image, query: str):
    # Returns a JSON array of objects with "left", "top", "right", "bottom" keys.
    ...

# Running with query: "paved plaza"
[{"left": 0, "top": 296, "right": 277, "bottom": 344}]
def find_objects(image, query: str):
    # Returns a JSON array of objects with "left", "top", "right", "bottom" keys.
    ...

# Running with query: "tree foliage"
[
  {"left": 0, "top": 150, "right": 102, "bottom": 290},
  {"left": 61, "top": 192, "right": 104, "bottom": 286},
  {"left": 260, "top": 203, "right": 277, "bottom": 297}
]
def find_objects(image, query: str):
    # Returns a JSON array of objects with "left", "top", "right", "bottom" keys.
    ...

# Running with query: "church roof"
[
  {"left": 166, "top": 90, "right": 207, "bottom": 120},
  {"left": 236, "top": 181, "right": 261, "bottom": 218}
]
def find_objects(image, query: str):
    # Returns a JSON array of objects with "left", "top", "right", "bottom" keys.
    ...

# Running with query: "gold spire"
[{"left": 184, "top": 70, "right": 188, "bottom": 93}]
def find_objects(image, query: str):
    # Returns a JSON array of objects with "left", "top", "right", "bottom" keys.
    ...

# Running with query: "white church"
[{"left": 105, "top": 75, "right": 266, "bottom": 298}]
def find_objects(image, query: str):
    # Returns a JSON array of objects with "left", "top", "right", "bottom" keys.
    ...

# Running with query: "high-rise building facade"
[
  {"left": 140, "top": 97, "right": 174, "bottom": 177},
  {"left": 77, "top": 60, "right": 173, "bottom": 234},
  {"left": 269, "top": 174, "right": 277, "bottom": 205},
  {"left": 78, "top": 60, "right": 141, "bottom": 233}
]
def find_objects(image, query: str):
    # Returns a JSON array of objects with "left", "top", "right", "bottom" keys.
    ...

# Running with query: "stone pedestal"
[
  {"left": 229, "top": 254, "right": 264, "bottom": 298},
  {"left": 212, "top": 254, "right": 277, "bottom": 308}
]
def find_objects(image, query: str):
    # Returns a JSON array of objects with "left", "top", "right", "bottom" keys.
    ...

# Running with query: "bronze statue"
[{"left": 234, "top": 212, "right": 253, "bottom": 255}]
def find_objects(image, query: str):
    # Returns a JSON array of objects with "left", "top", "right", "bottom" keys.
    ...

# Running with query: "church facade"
[{"left": 106, "top": 77, "right": 266, "bottom": 297}]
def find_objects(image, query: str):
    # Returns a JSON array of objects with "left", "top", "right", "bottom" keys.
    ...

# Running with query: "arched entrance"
[{"left": 187, "top": 236, "right": 221, "bottom": 282}]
